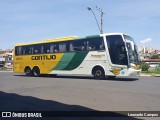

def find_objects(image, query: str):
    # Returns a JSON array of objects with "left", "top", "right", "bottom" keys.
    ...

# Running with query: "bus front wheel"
[
  {"left": 32, "top": 66, "right": 40, "bottom": 77},
  {"left": 93, "top": 67, "right": 105, "bottom": 80},
  {"left": 25, "top": 67, "right": 32, "bottom": 76}
]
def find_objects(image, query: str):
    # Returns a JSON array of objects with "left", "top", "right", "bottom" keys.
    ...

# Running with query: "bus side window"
[
  {"left": 15, "top": 46, "right": 22, "bottom": 55},
  {"left": 50, "top": 44, "right": 54, "bottom": 53},
  {"left": 69, "top": 42, "right": 74, "bottom": 52},
  {"left": 86, "top": 37, "right": 105, "bottom": 51},
  {"left": 59, "top": 42, "right": 66, "bottom": 52},
  {"left": 40, "top": 44, "right": 49, "bottom": 54},
  {"left": 54, "top": 44, "right": 59, "bottom": 53},
  {"left": 34, "top": 50, "right": 39, "bottom": 54},
  {"left": 100, "top": 45, "right": 104, "bottom": 50},
  {"left": 22, "top": 47, "right": 26, "bottom": 55},
  {"left": 40, "top": 45, "right": 44, "bottom": 54},
  {"left": 32, "top": 44, "right": 40, "bottom": 54},
  {"left": 100, "top": 41, "right": 105, "bottom": 50},
  {"left": 25, "top": 46, "right": 30, "bottom": 55},
  {"left": 71, "top": 39, "right": 85, "bottom": 52},
  {"left": 47, "top": 50, "right": 50, "bottom": 53},
  {"left": 29, "top": 51, "right": 31, "bottom": 54}
]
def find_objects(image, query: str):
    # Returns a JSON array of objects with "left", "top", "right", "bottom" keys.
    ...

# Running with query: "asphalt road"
[{"left": 0, "top": 72, "right": 159, "bottom": 119}]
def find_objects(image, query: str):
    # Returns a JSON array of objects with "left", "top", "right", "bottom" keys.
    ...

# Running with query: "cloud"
[{"left": 140, "top": 38, "right": 153, "bottom": 44}]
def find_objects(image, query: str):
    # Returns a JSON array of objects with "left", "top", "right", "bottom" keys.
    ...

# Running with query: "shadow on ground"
[
  {"left": 14, "top": 74, "right": 139, "bottom": 81},
  {"left": 106, "top": 77, "right": 139, "bottom": 81},
  {"left": 0, "top": 91, "right": 141, "bottom": 120}
]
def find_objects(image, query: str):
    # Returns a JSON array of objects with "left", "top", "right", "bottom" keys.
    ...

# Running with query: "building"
[
  {"left": 138, "top": 46, "right": 160, "bottom": 60},
  {"left": 138, "top": 46, "right": 160, "bottom": 68},
  {"left": 0, "top": 49, "right": 14, "bottom": 68}
]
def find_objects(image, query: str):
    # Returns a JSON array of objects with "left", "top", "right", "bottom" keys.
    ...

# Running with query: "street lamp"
[
  {"left": 87, "top": 6, "right": 105, "bottom": 34},
  {"left": 96, "top": 6, "right": 105, "bottom": 34},
  {"left": 87, "top": 7, "right": 101, "bottom": 33}
]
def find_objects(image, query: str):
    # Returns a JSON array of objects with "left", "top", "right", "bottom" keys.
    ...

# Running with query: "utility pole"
[
  {"left": 87, "top": 6, "right": 105, "bottom": 34},
  {"left": 96, "top": 6, "right": 105, "bottom": 34}
]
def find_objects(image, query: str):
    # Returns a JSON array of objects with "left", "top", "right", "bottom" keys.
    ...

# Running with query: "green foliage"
[
  {"left": 150, "top": 55, "right": 159, "bottom": 59},
  {"left": 141, "top": 63, "right": 160, "bottom": 74},
  {"left": 155, "top": 64, "right": 160, "bottom": 71},
  {"left": 141, "top": 62, "right": 150, "bottom": 71}
]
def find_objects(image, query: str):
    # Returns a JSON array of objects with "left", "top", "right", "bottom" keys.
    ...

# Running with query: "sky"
[{"left": 0, "top": 0, "right": 160, "bottom": 50}]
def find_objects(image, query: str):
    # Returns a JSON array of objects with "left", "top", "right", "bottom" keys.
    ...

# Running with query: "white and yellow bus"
[{"left": 14, "top": 33, "right": 141, "bottom": 79}]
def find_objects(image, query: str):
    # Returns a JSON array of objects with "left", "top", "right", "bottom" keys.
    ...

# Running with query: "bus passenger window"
[
  {"left": 29, "top": 46, "right": 33, "bottom": 54},
  {"left": 69, "top": 42, "right": 74, "bottom": 52},
  {"left": 50, "top": 44, "right": 54, "bottom": 53},
  {"left": 100, "top": 45, "right": 105, "bottom": 50},
  {"left": 15, "top": 46, "right": 22, "bottom": 55},
  {"left": 24, "top": 46, "right": 30, "bottom": 55},
  {"left": 86, "top": 37, "right": 105, "bottom": 51},
  {"left": 88, "top": 46, "right": 96, "bottom": 51},
  {"left": 47, "top": 50, "right": 50, "bottom": 53},
  {"left": 35, "top": 50, "right": 39, "bottom": 54},
  {"left": 59, "top": 43, "right": 66, "bottom": 52},
  {"left": 54, "top": 44, "right": 59, "bottom": 53},
  {"left": 71, "top": 39, "right": 85, "bottom": 52}
]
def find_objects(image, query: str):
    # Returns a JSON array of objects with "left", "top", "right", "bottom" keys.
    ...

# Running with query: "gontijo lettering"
[{"left": 31, "top": 55, "right": 56, "bottom": 60}]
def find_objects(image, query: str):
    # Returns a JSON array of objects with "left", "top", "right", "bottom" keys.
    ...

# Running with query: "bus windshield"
[{"left": 124, "top": 35, "right": 141, "bottom": 65}]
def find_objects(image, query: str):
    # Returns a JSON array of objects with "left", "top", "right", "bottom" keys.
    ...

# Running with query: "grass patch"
[{"left": 142, "top": 70, "right": 160, "bottom": 74}]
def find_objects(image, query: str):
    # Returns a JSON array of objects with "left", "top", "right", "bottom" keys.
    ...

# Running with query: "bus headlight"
[{"left": 134, "top": 65, "right": 140, "bottom": 70}]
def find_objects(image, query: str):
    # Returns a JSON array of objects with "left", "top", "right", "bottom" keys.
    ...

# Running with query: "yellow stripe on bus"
[{"left": 14, "top": 53, "right": 64, "bottom": 74}]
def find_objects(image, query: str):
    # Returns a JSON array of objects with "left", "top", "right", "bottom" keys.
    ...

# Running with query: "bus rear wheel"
[
  {"left": 25, "top": 67, "right": 32, "bottom": 76},
  {"left": 32, "top": 66, "right": 40, "bottom": 77},
  {"left": 93, "top": 68, "right": 105, "bottom": 80}
]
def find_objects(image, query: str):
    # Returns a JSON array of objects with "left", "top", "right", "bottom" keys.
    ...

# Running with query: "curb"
[
  {"left": 153, "top": 75, "right": 160, "bottom": 77},
  {"left": 140, "top": 74, "right": 160, "bottom": 77},
  {"left": 0, "top": 71, "right": 13, "bottom": 72}
]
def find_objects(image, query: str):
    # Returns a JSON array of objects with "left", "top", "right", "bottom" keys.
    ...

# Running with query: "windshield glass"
[
  {"left": 126, "top": 43, "right": 134, "bottom": 63},
  {"left": 134, "top": 45, "right": 141, "bottom": 64},
  {"left": 124, "top": 35, "right": 141, "bottom": 64},
  {"left": 124, "top": 35, "right": 135, "bottom": 44}
]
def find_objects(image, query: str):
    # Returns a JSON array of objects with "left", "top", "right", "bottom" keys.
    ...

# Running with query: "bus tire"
[
  {"left": 32, "top": 66, "right": 40, "bottom": 77},
  {"left": 93, "top": 67, "right": 105, "bottom": 80},
  {"left": 25, "top": 67, "right": 32, "bottom": 76}
]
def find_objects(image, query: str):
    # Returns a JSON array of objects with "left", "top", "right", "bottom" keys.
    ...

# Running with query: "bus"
[{"left": 14, "top": 33, "right": 141, "bottom": 79}]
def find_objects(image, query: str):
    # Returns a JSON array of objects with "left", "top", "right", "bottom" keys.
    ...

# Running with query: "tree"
[
  {"left": 155, "top": 64, "right": 160, "bottom": 71},
  {"left": 141, "top": 62, "right": 150, "bottom": 71},
  {"left": 150, "top": 55, "right": 159, "bottom": 59}
]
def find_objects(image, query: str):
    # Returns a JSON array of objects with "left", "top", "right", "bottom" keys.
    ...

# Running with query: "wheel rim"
[
  {"left": 33, "top": 70, "right": 37, "bottom": 76},
  {"left": 33, "top": 67, "right": 40, "bottom": 77},
  {"left": 95, "top": 70, "right": 103, "bottom": 79},
  {"left": 26, "top": 70, "right": 30, "bottom": 74},
  {"left": 26, "top": 68, "right": 31, "bottom": 76}
]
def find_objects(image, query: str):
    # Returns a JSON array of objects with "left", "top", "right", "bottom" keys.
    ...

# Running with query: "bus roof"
[
  {"left": 15, "top": 36, "right": 78, "bottom": 46},
  {"left": 100, "top": 33, "right": 128, "bottom": 36},
  {"left": 15, "top": 33, "right": 127, "bottom": 46}
]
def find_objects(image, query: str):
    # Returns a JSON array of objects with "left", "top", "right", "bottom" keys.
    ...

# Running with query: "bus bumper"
[{"left": 128, "top": 68, "right": 141, "bottom": 76}]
